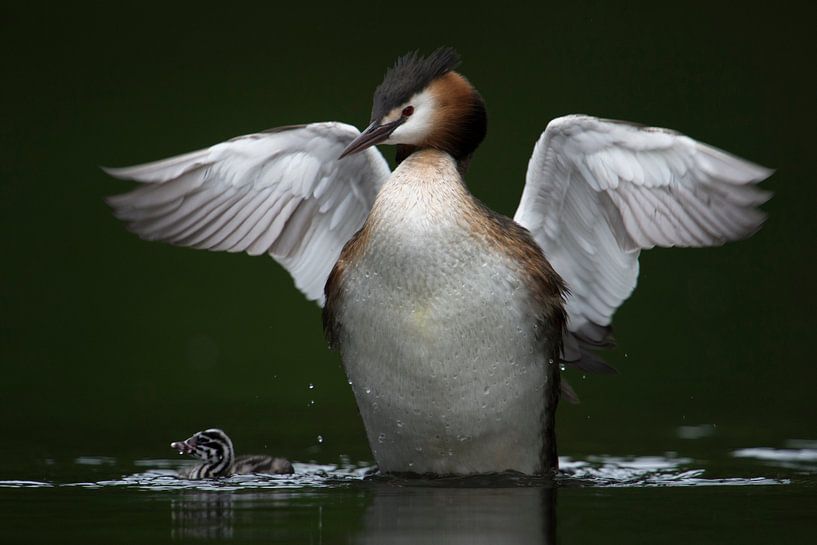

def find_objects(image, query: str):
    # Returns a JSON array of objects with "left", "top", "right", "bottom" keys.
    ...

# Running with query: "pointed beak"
[
  {"left": 339, "top": 119, "right": 406, "bottom": 159},
  {"left": 170, "top": 436, "right": 196, "bottom": 455}
]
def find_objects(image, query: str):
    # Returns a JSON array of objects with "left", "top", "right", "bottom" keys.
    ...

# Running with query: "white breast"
[{"left": 333, "top": 151, "right": 556, "bottom": 475}]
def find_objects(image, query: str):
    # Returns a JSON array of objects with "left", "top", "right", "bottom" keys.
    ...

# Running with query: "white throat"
[{"left": 383, "top": 89, "right": 437, "bottom": 145}]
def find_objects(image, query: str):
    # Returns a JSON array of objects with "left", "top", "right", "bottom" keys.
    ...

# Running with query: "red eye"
[{"left": 402, "top": 106, "right": 414, "bottom": 117}]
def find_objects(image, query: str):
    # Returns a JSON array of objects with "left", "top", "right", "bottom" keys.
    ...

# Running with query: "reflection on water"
[
  {"left": 163, "top": 485, "right": 557, "bottom": 544},
  {"left": 172, "top": 492, "right": 234, "bottom": 540},
  {"left": 0, "top": 450, "right": 807, "bottom": 543},
  {"left": 356, "top": 485, "right": 556, "bottom": 545}
]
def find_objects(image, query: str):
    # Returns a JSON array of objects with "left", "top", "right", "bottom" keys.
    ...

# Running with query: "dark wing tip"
[
  {"left": 560, "top": 379, "right": 580, "bottom": 404},
  {"left": 562, "top": 329, "right": 619, "bottom": 375}
]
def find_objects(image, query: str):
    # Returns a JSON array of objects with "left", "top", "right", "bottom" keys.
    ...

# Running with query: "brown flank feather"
[{"left": 323, "top": 224, "right": 371, "bottom": 349}]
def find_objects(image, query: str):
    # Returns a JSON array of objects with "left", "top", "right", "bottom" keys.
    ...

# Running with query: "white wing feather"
[
  {"left": 105, "top": 122, "right": 391, "bottom": 305},
  {"left": 515, "top": 115, "right": 772, "bottom": 349}
]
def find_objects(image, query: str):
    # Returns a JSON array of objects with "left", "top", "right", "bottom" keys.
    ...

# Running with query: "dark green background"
[{"left": 1, "top": 2, "right": 815, "bottom": 543}]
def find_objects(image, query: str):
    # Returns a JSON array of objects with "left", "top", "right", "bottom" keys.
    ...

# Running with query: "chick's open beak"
[{"left": 170, "top": 437, "right": 196, "bottom": 455}]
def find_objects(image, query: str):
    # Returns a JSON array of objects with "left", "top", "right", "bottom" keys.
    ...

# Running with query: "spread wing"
[
  {"left": 105, "top": 122, "right": 391, "bottom": 305},
  {"left": 514, "top": 115, "right": 772, "bottom": 370}
]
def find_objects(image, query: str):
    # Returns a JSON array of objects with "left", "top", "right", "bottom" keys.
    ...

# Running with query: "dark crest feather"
[{"left": 371, "top": 47, "right": 462, "bottom": 122}]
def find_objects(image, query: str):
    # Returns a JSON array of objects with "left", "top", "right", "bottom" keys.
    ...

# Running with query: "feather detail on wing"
[
  {"left": 514, "top": 115, "right": 772, "bottom": 371},
  {"left": 105, "top": 122, "right": 391, "bottom": 305}
]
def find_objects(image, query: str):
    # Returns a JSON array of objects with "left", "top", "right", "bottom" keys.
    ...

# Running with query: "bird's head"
[
  {"left": 170, "top": 428, "right": 233, "bottom": 464},
  {"left": 340, "top": 47, "right": 487, "bottom": 166}
]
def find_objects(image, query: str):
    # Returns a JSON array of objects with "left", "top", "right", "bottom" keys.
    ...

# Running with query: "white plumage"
[
  {"left": 514, "top": 115, "right": 771, "bottom": 341},
  {"left": 106, "top": 122, "right": 390, "bottom": 303},
  {"left": 107, "top": 115, "right": 770, "bottom": 335},
  {"left": 334, "top": 150, "right": 551, "bottom": 474}
]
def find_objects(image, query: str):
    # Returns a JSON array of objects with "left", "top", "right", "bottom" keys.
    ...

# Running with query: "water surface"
[{"left": 3, "top": 443, "right": 814, "bottom": 544}]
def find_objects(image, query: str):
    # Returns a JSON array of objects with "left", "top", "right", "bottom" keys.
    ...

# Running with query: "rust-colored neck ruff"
[{"left": 397, "top": 72, "right": 487, "bottom": 174}]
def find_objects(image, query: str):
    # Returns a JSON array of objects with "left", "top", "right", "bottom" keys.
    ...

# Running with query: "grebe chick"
[{"left": 170, "top": 428, "right": 293, "bottom": 479}]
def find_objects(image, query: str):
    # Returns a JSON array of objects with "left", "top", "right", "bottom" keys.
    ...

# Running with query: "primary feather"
[
  {"left": 105, "top": 122, "right": 390, "bottom": 304},
  {"left": 515, "top": 115, "right": 772, "bottom": 364}
]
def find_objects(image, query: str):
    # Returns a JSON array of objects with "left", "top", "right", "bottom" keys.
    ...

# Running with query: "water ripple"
[
  {"left": 560, "top": 455, "right": 788, "bottom": 487},
  {"left": 0, "top": 453, "right": 792, "bottom": 490},
  {"left": 732, "top": 445, "right": 817, "bottom": 472}
]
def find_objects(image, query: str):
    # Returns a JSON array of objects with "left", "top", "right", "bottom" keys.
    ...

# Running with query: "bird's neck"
[
  {"left": 390, "top": 148, "right": 465, "bottom": 189},
  {"left": 199, "top": 444, "right": 234, "bottom": 477},
  {"left": 444, "top": 88, "right": 487, "bottom": 173},
  {"left": 395, "top": 144, "right": 418, "bottom": 166},
  {"left": 397, "top": 145, "right": 476, "bottom": 178},
  {"left": 396, "top": 76, "right": 487, "bottom": 175},
  {"left": 372, "top": 149, "right": 476, "bottom": 226}
]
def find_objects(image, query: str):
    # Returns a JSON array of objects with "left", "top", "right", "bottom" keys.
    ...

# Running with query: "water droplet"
[
  {"left": 317, "top": 435, "right": 324, "bottom": 444},
  {"left": 364, "top": 387, "right": 371, "bottom": 395},
  {"left": 347, "top": 379, "right": 353, "bottom": 386},
  {"left": 415, "top": 446, "right": 423, "bottom": 453},
  {"left": 483, "top": 385, "right": 490, "bottom": 395},
  {"left": 377, "top": 433, "right": 386, "bottom": 444},
  {"left": 396, "top": 420, "right": 403, "bottom": 428},
  {"left": 308, "top": 383, "right": 315, "bottom": 390},
  {"left": 559, "top": 363, "right": 566, "bottom": 372},
  {"left": 547, "top": 358, "right": 554, "bottom": 365},
  {"left": 307, "top": 400, "right": 315, "bottom": 407}
]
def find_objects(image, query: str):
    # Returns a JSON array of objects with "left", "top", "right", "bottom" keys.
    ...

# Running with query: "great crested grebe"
[
  {"left": 108, "top": 48, "right": 771, "bottom": 476},
  {"left": 171, "top": 428, "right": 293, "bottom": 479}
]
